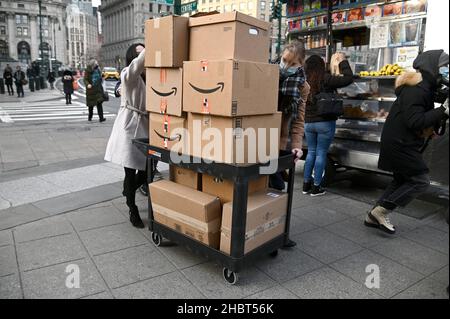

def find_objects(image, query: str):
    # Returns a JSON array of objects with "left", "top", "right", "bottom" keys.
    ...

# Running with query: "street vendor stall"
[{"left": 286, "top": 0, "right": 449, "bottom": 192}]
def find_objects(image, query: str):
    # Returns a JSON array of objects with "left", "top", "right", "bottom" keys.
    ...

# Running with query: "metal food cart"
[
  {"left": 286, "top": 0, "right": 449, "bottom": 195},
  {"left": 133, "top": 139, "right": 296, "bottom": 285}
]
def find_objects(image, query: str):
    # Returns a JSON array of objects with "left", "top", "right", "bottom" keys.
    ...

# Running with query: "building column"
[
  {"left": 29, "top": 14, "right": 38, "bottom": 61},
  {"left": 7, "top": 13, "right": 16, "bottom": 59}
]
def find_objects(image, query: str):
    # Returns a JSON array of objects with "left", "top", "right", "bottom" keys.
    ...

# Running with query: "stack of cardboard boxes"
[{"left": 146, "top": 12, "right": 289, "bottom": 255}]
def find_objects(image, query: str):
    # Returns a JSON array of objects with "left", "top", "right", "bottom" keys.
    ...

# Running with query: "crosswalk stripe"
[{"left": 0, "top": 99, "right": 115, "bottom": 123}]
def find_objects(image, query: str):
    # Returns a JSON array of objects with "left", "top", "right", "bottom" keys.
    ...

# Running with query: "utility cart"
[{"left": 133, "top": 138, "right": 296, "bottom": 285}]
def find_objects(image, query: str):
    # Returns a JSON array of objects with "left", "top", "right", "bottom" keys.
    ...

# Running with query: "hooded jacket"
[{"left": 378, "top": 50, "right": 448, "bottom": 176}]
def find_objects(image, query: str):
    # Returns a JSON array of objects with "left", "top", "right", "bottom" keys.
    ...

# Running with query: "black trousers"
[
  {"left": 65, "top": 93, "right": 72, "bottom": 104},
  {"left": 88, "top": 103, "right": 104, "bottom": 120},
  {"left": 15, "top": 84, "right": 24, "bottom": 97},
  {"left": 123, "top": 167, "right": 147, "bottom": 211},
  {"left": 377, "top": 172, "right": 430, "bottom": 211},
  {"left": 6, "top": 83, "right": 14, "bottom": 95}
]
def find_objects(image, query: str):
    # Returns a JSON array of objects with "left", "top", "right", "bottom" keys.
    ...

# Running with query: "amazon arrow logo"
[
  {"left": 154, "top": 130, "right": 182, "bottom": 142},
  {"left": 189, "top": 82, "right": 225, "bottom": 94},
  {"left": 151, "top": 87, "right": 178, "bottom": 97}
]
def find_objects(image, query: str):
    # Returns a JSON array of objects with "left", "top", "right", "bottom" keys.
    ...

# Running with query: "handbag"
[
  {"left": 314, "top": 87, "right": 344, "bottom": 117},
  {"left": 101, "top": 82, "right": 109, "bottom": 101},
  {"left": 21, "top": 79, "right": 28, "bottom": 85}
]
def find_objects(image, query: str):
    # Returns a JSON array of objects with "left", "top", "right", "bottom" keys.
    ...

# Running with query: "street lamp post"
[{"left": 37, "top": 0, "right": 47, "bottom": 88}]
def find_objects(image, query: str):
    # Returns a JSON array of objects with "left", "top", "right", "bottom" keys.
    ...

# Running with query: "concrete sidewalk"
[{"left": 0, "top": 173, "right": 448, "bottom": 299}]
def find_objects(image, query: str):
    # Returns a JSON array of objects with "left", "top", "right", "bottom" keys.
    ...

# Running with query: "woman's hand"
[
  {"left": 292, "top": 148, "right": 303, "bottom": 163},
  {"left": 335, "top": 52, "right": 347, "bottom": 64}
]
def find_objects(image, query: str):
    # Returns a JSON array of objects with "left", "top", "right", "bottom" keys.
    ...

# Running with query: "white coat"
[{"left": 104, "top": 49, "right": 149, "bottom": 171}]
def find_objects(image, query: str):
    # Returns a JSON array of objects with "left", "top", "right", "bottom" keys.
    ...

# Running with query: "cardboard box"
[
  {"left": 145, "top": 16, "right": 189, "bottom": 67},
  {"left": 146, "top": 68, "right": 183, "bottom": 116},
  {"left": 189, "top": 12, "right": 270, "bottom": 63},
  {"left": 170, "top": 165, "right": 202, "bottom": 190},
  {"left": 220, "top": 191, "right": 288, "bottom": 255},
  {"left": 149, "top": 113, "right": 187, "bottom": 151},
  {"left": 187, "top": 112, "right": 282, "bottom": 164},
  {"left": 150, "top": 180, "right": 221, "bottom": 248},
  {"left": 183, "top": 60, "right": 279, "bottom": 117},
  {"left": 202, "top": 174, "right": 268, "bottom": 205}
]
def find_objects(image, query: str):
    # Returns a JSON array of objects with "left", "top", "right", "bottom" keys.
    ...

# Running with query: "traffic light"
[{"left": 271, "top": 2, "right": 282, "bottom": 20}]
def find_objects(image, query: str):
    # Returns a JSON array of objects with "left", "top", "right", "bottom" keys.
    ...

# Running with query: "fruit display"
[{"left": 359, "top": 64, "right": 405, "bottom": 77}]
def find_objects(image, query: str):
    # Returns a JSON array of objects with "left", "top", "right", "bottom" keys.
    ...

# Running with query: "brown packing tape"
[
  {"left": 244, "top": 63, "right": 250, "bottom": 89},
  {"left": 155, "top": 51, "right": 162, "bottom": 67}
]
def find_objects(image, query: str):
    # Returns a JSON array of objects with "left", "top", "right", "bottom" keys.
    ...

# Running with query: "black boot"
[
  {"left": 282, "top": 239, "right": 297, "bottom": 249},
  {"left": 129, "top": 206, "right": 144, "bottom": 229}
]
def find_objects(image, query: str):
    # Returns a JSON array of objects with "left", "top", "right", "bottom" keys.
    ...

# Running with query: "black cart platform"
[{"left": 133, "top": 138, "right": 296, "bottom": 285}]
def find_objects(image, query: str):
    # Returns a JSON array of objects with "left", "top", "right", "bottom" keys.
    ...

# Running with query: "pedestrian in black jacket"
[
  {"left": 365, "top": 50, "right": 449, "bottom": 235},
  {"left": 13, "top": 66, "right": 26, "bottom": 98},
  {"left": 303, "top": 53, "right": 354, "bottom": 196},
  {"left": 62, "top": 70, "right": 74, "bottom": 105},
  {"left": 3, "top": 64, "right": 14, "bottom": 95}
]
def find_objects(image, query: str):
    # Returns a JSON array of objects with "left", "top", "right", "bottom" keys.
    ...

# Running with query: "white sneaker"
[{"left": 365, "top": 206, "right": 396, "bottom": 235}]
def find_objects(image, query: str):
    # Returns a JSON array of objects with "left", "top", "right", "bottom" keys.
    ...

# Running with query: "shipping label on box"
[
  {"left": 146, "top": 68, "right": 183, "bottom": 116},
  {"left": 220, "top": 191, "right": 288, "bottom": 255},
  {"left": 187, "top": 112, "right": 281, "bottom": 164},
  {"left": 149, "top": 113, "right": 187, "bottom": 151},
  {"left": 189, "top": 11, "right": 270, "bottom": 63},
  {"left": 183, "top": 60, "right": 279, "bottom": 117},
  {"left": 145, "top": 16, "right": 189, "bottom": 67}
]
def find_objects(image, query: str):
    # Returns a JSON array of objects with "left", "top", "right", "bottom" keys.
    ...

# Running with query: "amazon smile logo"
[
  {"left": 154, "top": 130, "right": 182, "bottom": 142},
  {"left": 189, "top": 82, "right": 225, "bottom": 94},
  {"left": 151, "top": 87, "right": 178, "bottom": 97}
]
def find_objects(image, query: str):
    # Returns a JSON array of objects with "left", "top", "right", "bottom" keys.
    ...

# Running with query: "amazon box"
[
  {"left": 202, "top": 174, "right": 268, "bottom": 205},
  {"left": 189, "top": 12, "right": 270, "bottom": 63},
  {"left": 183, "top": 60, "right": 279, "bottom": 117},
  {"left": 146, "top": 68, "right": 183, "bottom": 116},
  {"left": 150, "top": 180, "right": 221, "bottom": 248},
  {"left": 145, "top": 16, "right": 189, "bottom": 67},
  {"left": 220, "top": 191, "right": 288, "bottom": 255},
  {"left": 149, "top": 113, "right": 187, "bottom": 151},
  {"left": 187, "top": 112, "right": 282, "bottom": 164},
  {"left": 169, "top": 165, "right": 202, "bottom": 190}
]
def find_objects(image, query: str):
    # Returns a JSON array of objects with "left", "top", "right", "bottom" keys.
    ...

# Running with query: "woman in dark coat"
[
  {"left": 3, "top": 65, "right": 14, "bottom": 96},
  {"left": 62, "top": 70, "right": 74, "bottom": 105},
  {"left": 84, "top": 60, "right": 106, "bottom": 122},
  {"left": 365, "top": 50, "right": 449, "bottom": 235},
  {"left": 303, "top": 53, "right": 354, "bottom": 196}
]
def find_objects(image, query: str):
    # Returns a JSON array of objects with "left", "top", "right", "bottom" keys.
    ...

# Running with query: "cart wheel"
[
  {"left": 151, "top": 232, "right": 162, "bottom": 247},
  {"left": 223, "top": 268, "right": 239, "bottom": 285},
  {"left": 269, "top": 250, "right": 279, "bottom": 258}
]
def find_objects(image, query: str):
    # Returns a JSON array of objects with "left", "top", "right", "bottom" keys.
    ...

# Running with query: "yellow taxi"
[{"left": 102, "top": 67, "right": 120, "bottom": 81}]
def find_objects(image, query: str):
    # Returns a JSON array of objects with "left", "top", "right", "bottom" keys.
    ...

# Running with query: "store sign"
[
  {"left": 369, "top": 23, "right": 389, "bottom": 49},
  {"left": 394, "top": 46, "right": 420, "bottom": 70}
]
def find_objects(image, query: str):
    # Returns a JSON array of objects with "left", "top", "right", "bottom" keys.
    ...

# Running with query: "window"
[
  {"left": 43, "top": 29, "right": 49, "bottom": 37},
  {"left": 149, "top": 3, "right": 153, "bottom": 12},
  {"left": 42, "top": 17, "right": 48, "bottom": 26},
  {"left": 158, "top": 4, "right": 162, "bottom": 12},
  {"left": 202, "top": 0, "right": 206, "bottom": 3},
  {"left": 0, "top": 25, "right": 5, "bottom": 35},
  {"left": 15, "top": 14, "right": 21, "bottom": 24},
  {"left": 260, "top": 14, "right": 266, "bottom": 21},
  {"left": 23, "top": 27, "right": 27, "bottom": 36},
  {"left": 0, "top": 13, "right": 5, "bottom": 23},
  {"left": 22, "top": 15, "right": 27, "bottom": 24},
  {"left": 17, "top": 3, "right": 24, "bottom": 8},
  {"left": 17, "top": 27, "right": 22, "bottom": 36},
  {"left": 261, "top": 1, "right": 266, "bottom": 10},
  {"left": 239, "top": 2, "right": 247, "bottom": 11},
  {"left": 0, "top": 40, "right": 8, "bottom": 59},
  {"left": 216, "top": 6, "right": 221, "bottom": 12}
]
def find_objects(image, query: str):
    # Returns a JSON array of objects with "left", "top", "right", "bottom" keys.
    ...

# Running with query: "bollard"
[
  {"left": 0, "top": 78, "right": 5, "bottom": 94},
  {"left": 29, "top": 76, "right": 35, "bottom": 92}
]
